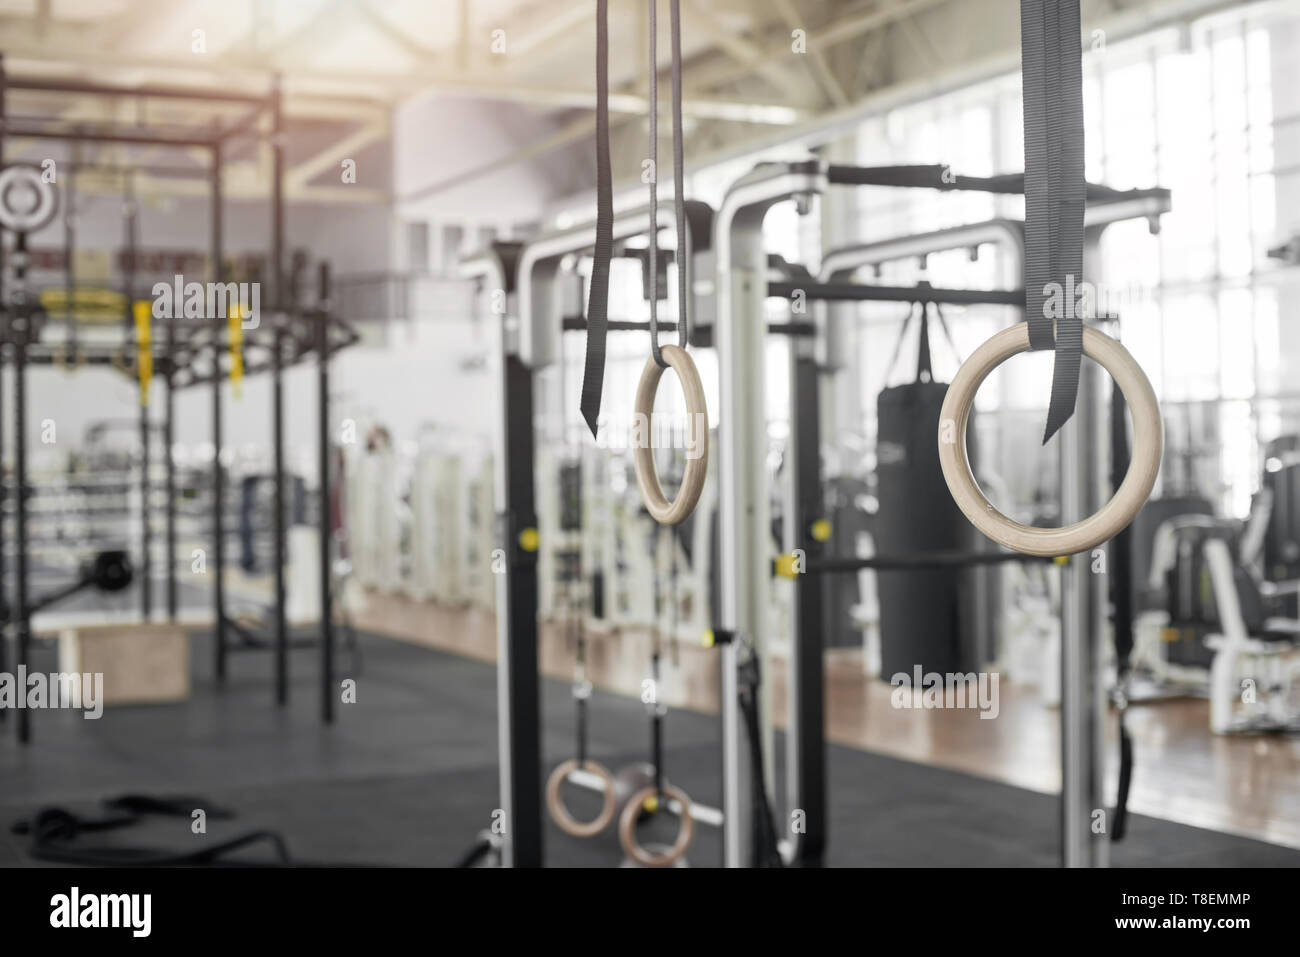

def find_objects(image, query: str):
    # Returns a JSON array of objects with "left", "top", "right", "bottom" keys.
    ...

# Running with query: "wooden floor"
[{"left": 353, "top": 591, "right": 1300, "bottom": 850}]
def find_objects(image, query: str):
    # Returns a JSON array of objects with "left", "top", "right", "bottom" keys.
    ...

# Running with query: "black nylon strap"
[
  {"left": 884, "top": 302, "right": 918, "bottom": 384},
  {"left": 650, "top": 650, "right": 664, "bottom": 796},
  {"left": 1020, "top": 0, "right": 1085, "bottom": 444},
  {"left": 576, "top": 694, "right": 588, "bottom": 767},
  {"left": 575, "top": 628, "right": 588, "bottom": 766},
  {"left": 579, "top": 0, "right": 613, "bottom": 438},
  {"left": 916, "top": 303, "right": 933, "bottom": 383},
  {"left": 932, "top": 301, "right": 963, "bottom": 365}
]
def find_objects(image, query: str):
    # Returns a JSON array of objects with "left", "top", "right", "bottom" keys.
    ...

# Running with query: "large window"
[{"left": 843, "top": 2, "right": 1298, "bottom": 519}]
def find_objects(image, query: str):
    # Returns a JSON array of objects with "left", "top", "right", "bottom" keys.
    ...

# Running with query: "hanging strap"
[
  {"left": 1020, "top": 0, "right": 1086, "bottom": 444},
  {"left": 580, "top": 1, "right": 692, "bottom": 430},
  {"left": 579, "top": 0, "right": 614, "bottom": 437},
  {"left": 931, "top": 301, "right": 964, "bottom": 367},
  {"left": 883, "top": 302, "right": 919, "bottom": 385},
  {"left": 669, "top": 0, "right": 689, "bottom": 350},
  {"left": 647, "top": 0, "right": 663, "bottom": 366},
  {"left": 648, "top": 0, "right": 691, "bottom": 366},
  {"left": 916, "top": 303, "right": 933, "bottom": 384}
]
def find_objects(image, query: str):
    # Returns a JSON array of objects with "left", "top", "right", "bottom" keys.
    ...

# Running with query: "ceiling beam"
[
  {"left": 286, "top": 115, "right": 390, "bottom": 190},
  {"left": 684, "top": 0, "right": 808, "bottom": 97},
  {"left": 768, "top": 0, "right": 851, "bottom": 107},
  {"left": 354, "top": 0, "right": 441, "bottom": 61},
  {"left": 0, "top": 38, "right": 800, "bottom": 125},
  {"left": 682, "top": 0, "right": 950, "bottom": 97},
  {"left": 505, "top": 0, "right": 595, "bottom": 59}
]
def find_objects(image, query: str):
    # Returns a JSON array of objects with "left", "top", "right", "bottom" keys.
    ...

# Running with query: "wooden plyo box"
[{"left": 57, "top": 623, "right": 191, "bottom": 705}]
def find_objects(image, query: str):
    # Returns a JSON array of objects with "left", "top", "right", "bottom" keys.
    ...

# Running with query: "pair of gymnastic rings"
[
  {"left": 610, "top": 5, "right": 1161, "bottom": 550},
  {"left": 546, "top": 696, "right": 696, "bottom": 868},
  {"left": 546, "top": 607, "right": 695, "bottom": 868},
  {"left": 570, "top": 0, "right": 1164, "bottom": 875},
  {"left": 636, "top": 323, "right": 1163, "bottom": 556}
]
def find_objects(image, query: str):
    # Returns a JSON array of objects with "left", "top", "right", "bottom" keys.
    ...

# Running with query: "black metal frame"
[
  {"left": 772, "top": 163, "right": 1170, "bottom": 867},
  {"left": 0, "top": 59, "right": 358, "bottom": 743},
  {"left": 480, "top": 159, "right": 1170, "bottom": 868}
]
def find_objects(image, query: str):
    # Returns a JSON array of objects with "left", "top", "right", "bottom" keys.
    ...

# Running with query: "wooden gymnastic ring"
[
  {"left": 546, "top": 759, "right": 616, "bottom": 838},
  {"left": 632, "top": 344, "right": 708, "bottom": 526},
  {"left": 617, "top": 783, "right": 696, "bottom": 868},
  {"left": 938, "top": 323, "right": 1162, "bottom": 557}
]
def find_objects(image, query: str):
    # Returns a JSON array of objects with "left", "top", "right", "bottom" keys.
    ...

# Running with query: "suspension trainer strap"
[
  {"left": 647, "top": 0, "right": 664, "bottom": 367},
  {"left": 670, "top": 0, "right": 689, "bottom": 348},
  {"left": 574, "top": 625, "right": 589, "bottom": 766},
  {"left": 916, "top": 303, "right": 934, "bottom": 384},
  {"left": 737, "top": 654, "right": 784, "bottom": 867},
  {"left": 579, "top": 0, "right": 614, "bottom": 437},
  {"left": 1020, "top": 0, "right": 1086, "bottom": 443},
  {"left": 576, "top": 693, "right": 588, "bottom": 768}
]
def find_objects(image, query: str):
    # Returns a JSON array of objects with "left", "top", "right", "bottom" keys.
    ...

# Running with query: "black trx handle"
[
  {"left": 1020, "top": 0, "right": 1085, "bottom": 444},
  {"left": 579, "top": 0, "right": 614, "bottom": 438}
]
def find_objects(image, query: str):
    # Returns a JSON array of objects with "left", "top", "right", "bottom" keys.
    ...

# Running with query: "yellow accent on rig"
[
  {"left": 811, "top": 518, "right": 832, "bottom": 542},
  {"left": 775, "top": 553, "right": 800, "bottom": 579},
  {"left": 228, "top": 304, "right": 245, "bottom": 399},
  {"left": 133, "top": 300, "right": 152, "bottom": 406},
  {"left": 518, "top": 527, "right": 540, "bottom": 552}
]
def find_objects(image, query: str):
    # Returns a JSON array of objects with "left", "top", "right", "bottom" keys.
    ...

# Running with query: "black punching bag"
[{"left": 875, "top": 307, "right": 978, "bottom": 680}]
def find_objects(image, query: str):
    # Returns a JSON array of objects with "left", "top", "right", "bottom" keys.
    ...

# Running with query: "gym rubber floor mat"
[{"left": 1, "top": 629, "right": 1296, "bottom": 867}]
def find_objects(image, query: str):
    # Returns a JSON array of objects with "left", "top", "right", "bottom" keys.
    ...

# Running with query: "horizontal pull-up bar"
[
  {"left": 5, "top": 76, "right": 269, "bottom": 106},
  {"left": 825, "top": 164, "right": 1170, "bottom": 205},
  {"left": 775, "top": 549, "right": 1060, "bottom": 577},
  {"left": 560, "top": 316, "right": 814, "bottom": 342},
  {"left": 827, "top": 164, "right": 1026, "bottom": 193},
  {"left": 767, "top": 281, "right": 1023, "bottom": 307},
  {"left": 4, "top": 123, "right": 217, "bottom": 149}
]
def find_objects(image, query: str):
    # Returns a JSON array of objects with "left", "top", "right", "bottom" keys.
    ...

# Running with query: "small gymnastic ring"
[
  {"left": 632, "top": 344, "right": 708, "bottom": 526},
  {"left": 546, "top": 759, "right": 616, "bottom": 838},
  {"left": 617, "top": 783, "right": 696, "bottom": 868},
  {"left": 938, "top": 323, "right": 1162, "bottom": 557},
  {"left": 0, "top": 164, "right": 57, "bottom": 234}
]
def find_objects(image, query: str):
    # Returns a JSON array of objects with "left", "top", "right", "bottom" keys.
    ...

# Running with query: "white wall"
[{"left": 392, "top": 93, "right": 588, "bottom": 261}]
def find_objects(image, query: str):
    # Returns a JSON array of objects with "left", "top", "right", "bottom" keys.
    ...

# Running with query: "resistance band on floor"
[
  {"left": 11, "top": 794, "right": 292, "bottom": 867},
  {"left": 736, "top": 649, "right": 784, "bottom": 868}
]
